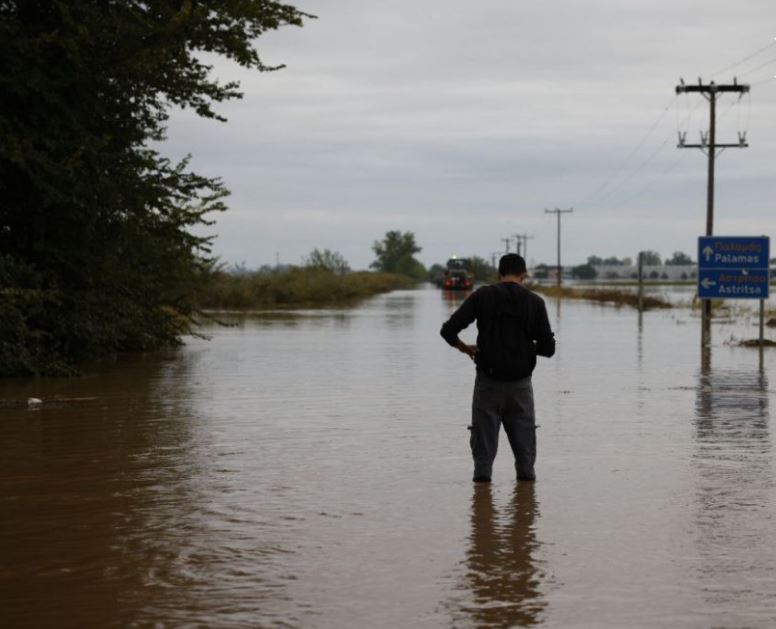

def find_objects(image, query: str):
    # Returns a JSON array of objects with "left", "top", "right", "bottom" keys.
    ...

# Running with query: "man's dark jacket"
[{"left": 440, "top": 282, "right": 555, "bottom": 380}]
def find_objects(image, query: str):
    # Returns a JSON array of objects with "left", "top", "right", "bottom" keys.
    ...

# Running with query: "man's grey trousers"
[{"left": 470, "top": 372, "right": 536, "bottom": 481}]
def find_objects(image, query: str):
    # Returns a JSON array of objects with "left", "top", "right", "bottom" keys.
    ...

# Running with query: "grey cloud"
[{"left": 166, "top": 0, "right": 776, "bottom": 269}]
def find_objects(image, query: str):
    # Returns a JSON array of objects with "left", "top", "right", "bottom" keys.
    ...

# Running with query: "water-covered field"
[{"left": 2, "top": 285, "right": 775, "bottom": 628}]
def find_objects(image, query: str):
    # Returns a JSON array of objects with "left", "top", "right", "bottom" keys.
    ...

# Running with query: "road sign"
[{"left": 697, "top": 236, "right": 770, "bottom": 299}]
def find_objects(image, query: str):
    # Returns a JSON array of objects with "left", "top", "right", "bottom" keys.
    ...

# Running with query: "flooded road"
[{"left": 2, "top": 285, "right": 776, "bottom": 628}]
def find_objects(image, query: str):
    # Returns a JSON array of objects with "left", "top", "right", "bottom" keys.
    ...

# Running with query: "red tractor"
[{"left": 442, "top": 257, "right": 474, "bottom": 290}]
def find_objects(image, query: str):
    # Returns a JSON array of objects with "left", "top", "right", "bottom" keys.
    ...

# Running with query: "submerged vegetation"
[
  {"left": 530, "top": 285, "right": 672, "bottom": 309},
  {"left": 196, "top": 239, "right": 419, "bottom": 310},
  {"left": 195, "top": 268, "right": 412, "bottom": 310}
]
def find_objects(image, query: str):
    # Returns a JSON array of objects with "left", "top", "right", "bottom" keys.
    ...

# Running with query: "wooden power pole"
[
  {"left": 676, "top": 78, "right": 749, "bottom": 343},
  {"left": 513, "top": 233, "right": 535, "bottom": 259},
  {"left": 545, "top": 208, "right": 573, "bottom": 286}
]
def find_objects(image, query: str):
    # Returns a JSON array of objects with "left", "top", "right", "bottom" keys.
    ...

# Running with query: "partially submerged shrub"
[
  {"left": 195, "top": 268, "right": 412, "bottom": 309},
  {"left": 531, "top": 285, "right": 671, "bottom": 310}
]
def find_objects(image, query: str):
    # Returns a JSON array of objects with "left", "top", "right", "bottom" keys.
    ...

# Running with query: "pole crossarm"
[
  {"left": 676, "top": 84, "right": 749, "bottom": 95},
  {"left": 679, "top": 143, "right": 748, "bottom": 148},
  {"left": 512, "top": 233, "right": 535, "bottom": 258},
  {"left": 678, "top": 130, "right": 748, "bottom": 151}
]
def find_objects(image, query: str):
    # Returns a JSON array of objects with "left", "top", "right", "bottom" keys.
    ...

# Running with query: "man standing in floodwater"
[{"left": 440, "top": 254, "right": 556, "bottom": 483}]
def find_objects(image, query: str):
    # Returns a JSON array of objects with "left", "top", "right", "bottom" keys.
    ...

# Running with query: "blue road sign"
[
  {"left": 698, "top": 269, "right": 770, "bottom": 299},
  {"left": 697, "top": 236, "right": 770, "bottom": 300}
]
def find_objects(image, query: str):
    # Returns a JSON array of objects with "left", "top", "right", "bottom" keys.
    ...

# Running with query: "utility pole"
[
  {"left": 676, "top": 77, "right": 749, "bottom": 344},
  {"left": 544, "top": 208, "right": 573, "bottom": 286},
  {"left": 513, "top": 233, "right": 535, "bottom": 260},
  {"left": 501, "top": 237, "right": 512, "bottom": 254},
  {"left": 490, "top": 251, "right": 501, "bottom": 271}
]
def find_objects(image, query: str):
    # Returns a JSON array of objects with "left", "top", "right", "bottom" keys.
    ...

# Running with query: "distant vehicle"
[{"left": 441, "top": 257, "right": 474, "bottom": 290}]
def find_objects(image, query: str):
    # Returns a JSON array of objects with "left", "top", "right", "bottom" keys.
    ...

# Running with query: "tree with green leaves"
[
  {"left": 0, "top": 2, "right": 311, "bottom": 375},
  {"left": 665, "top": 251, "right": 693, "bottom": 266},
  {"left": 571, "top": 264, "right": 597, "bottom": 280},
  {"left": 427, "top": 263, "right": 446, "bottom": 286},
  {"left": 639, "top": 251, "right": 662, "bottom": 266},
  {"left": 587, "top": 255, "right": 632, "bottom": 267},
  {"left": 305, "top": 249, "right": 350, "bottom": 275},
  {"left": 466, "top": 256, "right": 495, "bottom": 282},
  {"left": 370, "top": 231, "right": 426, "bottom": 279}
]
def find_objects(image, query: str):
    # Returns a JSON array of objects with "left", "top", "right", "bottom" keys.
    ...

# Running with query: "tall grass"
[
  {"left": 195, "top": 268, "right": 413, "bottom": 309},
  {"left": 531, "top": 284, "right": 672, "bottom": 309}
]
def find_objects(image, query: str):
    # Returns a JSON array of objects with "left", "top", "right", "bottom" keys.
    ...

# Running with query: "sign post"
[{"left": 697, "top": 236, "right": 770, "bottom": 357}]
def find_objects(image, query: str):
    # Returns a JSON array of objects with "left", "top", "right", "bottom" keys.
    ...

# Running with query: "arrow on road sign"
[
  {"left": 700, "top": 277, "right": 716, "bottom": 289},
  {"left": 702, "top": 245, "right": 714, "bottom": 262}
]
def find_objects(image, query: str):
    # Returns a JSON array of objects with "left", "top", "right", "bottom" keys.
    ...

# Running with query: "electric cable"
[
  {"left": 580, "top": 95, "right": 702, "bottom": 210},
  {"left": 708, "top": 40, "right": 776, "bottom": 78},
  {"left": 572, "top": 38, "right": 773, "bottom": 214},
  {"left": 738, "top": 52, "right": 776, "bottom": 78},
  {"left": 574, "top": 95, "right": 677, "bottom": 208},
  {"left": 605, "top": 150, "right": 691, "bottom": 214}
]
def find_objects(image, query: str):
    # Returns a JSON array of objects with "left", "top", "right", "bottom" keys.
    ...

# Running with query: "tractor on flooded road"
[{"left": 440, "top": 257, "right": 474, "bottom": 291}]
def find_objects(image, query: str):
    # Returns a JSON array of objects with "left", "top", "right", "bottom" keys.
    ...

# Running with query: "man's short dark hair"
[{"left": 498, "top": 254, "right": 527, "bottom": 277}]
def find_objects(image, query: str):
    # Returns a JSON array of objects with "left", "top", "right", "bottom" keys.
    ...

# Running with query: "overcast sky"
[{"left": 164, "top": 0, "right": 776, "bottom": 270}]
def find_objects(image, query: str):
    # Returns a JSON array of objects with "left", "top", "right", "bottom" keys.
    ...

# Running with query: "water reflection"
[
  {"left": 453, "top": 484, "right": 546, "bottom": 628},
  {"left": 382, "top": 293, "right": 417, "bottom": 329},
  {"left": 695, "top": 367, "right": 769, "bottom": 439},
  {"left": 693, "top": 364, "right": 774, "bottom": 615},
  {"left": 0, "top": 350, "right": 302, "bottom": 628},
  {"left": 0, "top": 354, "right": 203, "bottom": 627},
  {"left": 441, "top": 289, "right": 471, "bottom": 312},
  {"left": 635, "top": 310, "right": 644, "bottom": 369}
]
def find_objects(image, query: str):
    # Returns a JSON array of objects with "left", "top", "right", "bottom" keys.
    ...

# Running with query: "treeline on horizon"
[
  {"left": 199, "top": 238, "right": 706, "bottom": 309},
  {"left": 196, "top": 231, "right": 427, "bottom": 309},
  {"left": 197, "top": 229, "right": 497, "bottom": 311}
]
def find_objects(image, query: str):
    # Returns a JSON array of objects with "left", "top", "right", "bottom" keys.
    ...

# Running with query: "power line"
[
  {"left": 708, "top": 39, "right": 776, "bottom": 78},
  {"left": 606, "top": 150, "right": 690, "bottom": 213},
  {"left": 590, "top": 136, "right": 673, "bottom": 208},
  {"left": 738, "top": 52, "right": 776, "bottom": 78},
  {"left": 586, "top": 81, "right": 749, "bottom": 213},
  {"left": 579, "top": 95, "right": 706, "bottom": 210},
  {"left": 571, "top": 39, "right": 771, "bottom": 220},
  {"left": 575, "top": 95, "right": 678, "bottom": 208},
  {"left": 751, "top": 76, "right": 776, "bottom": 87},
  {"left": 603, "top": 78, "right": 754, "bottom": 215}
]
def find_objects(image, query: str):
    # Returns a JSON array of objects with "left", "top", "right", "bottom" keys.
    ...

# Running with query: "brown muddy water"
[{"left": 2, "top": 285, "right": 776, "bottom": 628}]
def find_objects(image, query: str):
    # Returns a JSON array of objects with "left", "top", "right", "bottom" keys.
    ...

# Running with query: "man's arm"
[
  {"left": 440, "top": 291, "right": 479, "bottom": 359},
  {"left": 532, "top": 299, "right": 556, "bottom": 358}
]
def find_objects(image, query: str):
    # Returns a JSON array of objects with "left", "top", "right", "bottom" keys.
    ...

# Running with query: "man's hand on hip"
[{"left": 456, "top": 340, "right": 478, "bottom": 361}]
